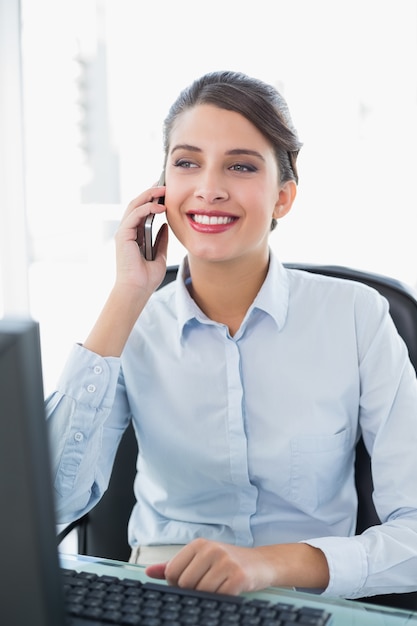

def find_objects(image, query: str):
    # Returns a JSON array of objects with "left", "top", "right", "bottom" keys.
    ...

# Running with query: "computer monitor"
[{"left": 0, "top": 317, "right": 65, "bottom": 625}]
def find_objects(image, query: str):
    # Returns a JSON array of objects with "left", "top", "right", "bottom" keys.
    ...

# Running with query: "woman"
[{"left": 47, "top": 71, "right": 417, "bottom": 599}]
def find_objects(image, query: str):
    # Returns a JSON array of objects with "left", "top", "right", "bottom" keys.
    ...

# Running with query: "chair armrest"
[{"left": 57, "top": 514, "right": 88, "bottom": 550}]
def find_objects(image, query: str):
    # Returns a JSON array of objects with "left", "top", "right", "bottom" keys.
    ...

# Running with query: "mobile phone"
[{"left": 144, "top": 173, "right": 165, "bottom": 261}]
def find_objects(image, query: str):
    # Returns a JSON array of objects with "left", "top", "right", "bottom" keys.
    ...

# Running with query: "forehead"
[{"left": 168, "top": 104, "right": 274, "bottom": 155}]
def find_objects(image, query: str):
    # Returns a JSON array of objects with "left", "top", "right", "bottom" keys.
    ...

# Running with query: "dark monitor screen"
[{"left": 0, "top": 317, "right": 65, "bottom": 625}]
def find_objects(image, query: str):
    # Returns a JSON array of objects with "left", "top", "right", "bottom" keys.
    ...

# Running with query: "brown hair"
[{"left": 163, "top": 70, "right": 302, "bottom": 185}]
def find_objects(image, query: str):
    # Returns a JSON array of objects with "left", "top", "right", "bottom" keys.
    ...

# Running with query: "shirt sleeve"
[
  {"left": 303, "top": 290, "right": 417, "bottom": 598},
  {"left": 46, "top": 343, "right": 130, "bottom": 524},
  {"left": 304, "top": 516, "right": 417, "bottom": 598}
]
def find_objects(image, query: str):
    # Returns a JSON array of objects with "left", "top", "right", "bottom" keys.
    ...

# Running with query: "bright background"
[{"left": 1, "top": 0, "right": 417, "bottom": 393}]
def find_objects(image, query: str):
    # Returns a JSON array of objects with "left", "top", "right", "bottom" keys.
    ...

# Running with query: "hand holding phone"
[{"left": 144, "top": 173, "right": 165, "bottom": 261}]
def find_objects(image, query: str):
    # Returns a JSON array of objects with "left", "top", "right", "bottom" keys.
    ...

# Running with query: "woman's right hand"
[
  {"left": 83, "top": 185, "right": 169, "bottom": 357},
  {"left": 114, "top": 185, "right": 169, "bottom": 297}
]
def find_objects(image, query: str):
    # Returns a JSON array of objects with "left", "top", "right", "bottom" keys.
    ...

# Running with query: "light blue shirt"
[{"left": 46, "top": 253, "right": 417, "bottom": 599}]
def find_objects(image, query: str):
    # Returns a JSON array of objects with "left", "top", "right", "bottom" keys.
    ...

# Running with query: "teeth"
[{"left": 192, "top": 214, "right": 234, "bottom": 225}]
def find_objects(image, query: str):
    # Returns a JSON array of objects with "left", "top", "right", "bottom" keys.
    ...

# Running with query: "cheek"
[
  {"left": 164, "top": 201, "right": 183, "bottom": 240},
  {"left": 164, "top": 183, "right": 190, "bottom": 225},
  {"left": 165, "top": 205, "right": 176, "bottom": 231},
  {"left": 164, "top": 184, "right": 182, "bottom": 213},
  {"left": 243, "top": 188, "right": 276, "bottom": 221}
]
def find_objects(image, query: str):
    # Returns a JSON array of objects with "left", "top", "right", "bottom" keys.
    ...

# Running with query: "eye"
[
  {"left": 174, "top": 159, "right": 198, "bottom": 169},
  {"left": 230, "top": 163, "right": 258, "bottom": 173}
]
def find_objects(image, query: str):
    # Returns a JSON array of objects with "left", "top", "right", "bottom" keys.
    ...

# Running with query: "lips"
[{"left": 187, "top": 212, "right": 238, "bottom": 233}]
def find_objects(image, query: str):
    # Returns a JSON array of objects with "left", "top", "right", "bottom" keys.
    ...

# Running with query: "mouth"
[
  {"left": 187, "top": 212, "right": 238, "bottom": 234},
  {"left": 191, "top": 213, "right": 236, "bottom": 226}
]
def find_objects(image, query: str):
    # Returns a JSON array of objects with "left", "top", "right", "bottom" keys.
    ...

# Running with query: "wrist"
[
  {"left": 255, "top": 543, "right": 330, "bottom": 590},
  {"left": 83, "top": 284, "right": 151, "bottom": 357},
  {"left": 110, "top": 281, "right": 153, "bottom": 312}
]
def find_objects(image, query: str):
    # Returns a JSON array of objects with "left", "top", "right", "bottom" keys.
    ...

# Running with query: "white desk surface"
[{"left": 61, "top": 553, "right": 417, "bottom": 626}]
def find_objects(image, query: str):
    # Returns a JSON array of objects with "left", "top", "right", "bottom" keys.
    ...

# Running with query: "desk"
[{"left": 61, "top": 553, "right": 417, "bottom": 625}]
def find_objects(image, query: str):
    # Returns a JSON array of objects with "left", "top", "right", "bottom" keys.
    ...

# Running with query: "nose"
[{"left": 194, "top": 168, "right": 229, "bottom": 204}]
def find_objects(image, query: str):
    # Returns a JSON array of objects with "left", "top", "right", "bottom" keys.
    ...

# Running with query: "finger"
[
  {"left": 175, "top": 557, "right": 212, "bottom": 591},
  {"left": 117, "top": 202, "right": 166, "bottom": 250},
  {"left": 122, "top": 199, "right": 166, "bottom": 228},
  {"left": 145, "top": 563, "right": 168, "bottom": 580},
  {"left": 150, "top": 186, "right": 166, "bottom": 204},
  {"left": 191, "top": 566, "right": 229, "bottom": 594},
  {"left": 166, "top": 541, "right": 253, "bottom": 595},
  {"left": 165, "top": 542, "right": 217, "bottom": 590},
  {"left": 122, "top": 186, "right": 166, "bottom": 221},
  {"left": 163, "top": 544, "right": 200, "bottom": 587},
  {"left": 122, "top": 191, "right": 155, "bottom": 219}
]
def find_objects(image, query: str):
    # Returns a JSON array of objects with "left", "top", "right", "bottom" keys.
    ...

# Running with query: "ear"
[{"left": 273, "top": 180, "right": 297, "bottom": 220}]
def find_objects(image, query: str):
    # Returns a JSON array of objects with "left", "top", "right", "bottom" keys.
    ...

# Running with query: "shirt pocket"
[{"left": 289, "top": 428, "right": 352, "bottom": 514}]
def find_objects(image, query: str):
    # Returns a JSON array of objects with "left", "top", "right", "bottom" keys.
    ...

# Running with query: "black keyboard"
[{"left": 62, "top": 568, "right": 332, "bottom": 625}]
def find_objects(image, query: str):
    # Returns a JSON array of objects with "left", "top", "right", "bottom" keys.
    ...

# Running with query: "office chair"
[{"left": 59, "top": 263, "right": 417, "bottom": 610}]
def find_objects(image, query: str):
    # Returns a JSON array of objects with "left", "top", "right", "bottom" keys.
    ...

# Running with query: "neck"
[{"left": 186, "top": 252, "right": 270, "bottom": 335}]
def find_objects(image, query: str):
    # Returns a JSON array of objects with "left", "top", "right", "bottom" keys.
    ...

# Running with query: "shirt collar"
[
  {"left": 250, "top": 252, "right": 290, "bottom": 329},
  {"left": 175, "top": 251, "right": 290, "bottom": 339}
]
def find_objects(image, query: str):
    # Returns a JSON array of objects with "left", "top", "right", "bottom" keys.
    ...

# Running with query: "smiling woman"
[
  {"left": 46, "top": 70, "right": 417, "bottom": 602},
  {"left": 1, "top": 1, "right": 417, "bottom": 601}
]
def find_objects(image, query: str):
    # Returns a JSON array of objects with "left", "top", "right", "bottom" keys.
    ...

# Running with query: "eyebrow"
[{"left": 170, "top": 144, "right": 265, "bottom": 161}]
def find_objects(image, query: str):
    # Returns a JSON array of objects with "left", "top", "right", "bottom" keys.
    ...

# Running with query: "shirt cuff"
[
  {"left": 56, "top": 343, "right": 120, "bottom": 409},
  {"left": 301, "top": 536, "right": 368, "bottom": 598}
]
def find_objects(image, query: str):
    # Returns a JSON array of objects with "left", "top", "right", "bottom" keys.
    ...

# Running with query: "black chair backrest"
[
  {"left": 285, "top": 264, "right": 417, "bottom": 370},
  {"left": 77, "top": 263, "right": 417, "bottom": 609}
]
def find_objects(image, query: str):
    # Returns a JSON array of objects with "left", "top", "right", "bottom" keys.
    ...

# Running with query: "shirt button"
[
  {"left": 74, "top": 432, "right": 84, "bottom": 442},
  {"left": 87, "top": 384, "right": 96, "bottom": 393},
  {"left": 93, "top": 365, "right": 102, "bottom": 374}
]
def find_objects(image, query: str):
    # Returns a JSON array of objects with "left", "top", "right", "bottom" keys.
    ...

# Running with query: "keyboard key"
[{"left": 61, "top": 568, "right": 332, "bottom": 625}]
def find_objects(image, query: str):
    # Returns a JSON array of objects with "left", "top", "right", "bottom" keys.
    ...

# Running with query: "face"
[{"left": 164, "top": 104, "right": 295, "bottom": 267}]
